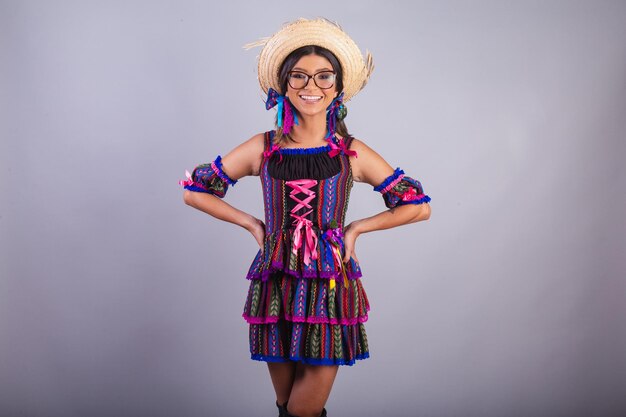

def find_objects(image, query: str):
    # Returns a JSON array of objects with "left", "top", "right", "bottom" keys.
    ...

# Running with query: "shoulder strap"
[
  {"left": 263, "top": 130, "right": 274, "bottom": 151},
  {"left": 343, "top": 135, "right": 355, "bottom": 150}
]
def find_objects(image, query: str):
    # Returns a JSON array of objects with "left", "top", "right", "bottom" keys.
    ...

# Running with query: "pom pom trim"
[
  {"left": 277, "top": 145, "right": 332, "bottom": 155},
  {"left": 246, "top": 260, "right": 363, "bottom": 281},
  {"left": 373, "top": 168, "right": 405, "bottom": 192},
  {"left": 251, "top": 352, "right": 370, "bottom": 367},
  {"left": 212, "top": 155, "right": 237, "bottom": 186},
  {"left": 243, "top": 312, "right": 369, "bottom": 326},
  {"left": 183, "top": 184, "right": 213, "bottom": 193}
]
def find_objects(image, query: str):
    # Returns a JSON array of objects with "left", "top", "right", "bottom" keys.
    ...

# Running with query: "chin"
[{"left": 293, "top": 100, "right": 333, "bottom": 117}]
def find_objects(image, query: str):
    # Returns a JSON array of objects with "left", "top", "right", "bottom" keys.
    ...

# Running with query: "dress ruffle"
[
  {"left": 249, "top": 322, "right": 370, "bottom": 366},
  {"left": 246, "top": 229, "right": 363, "bottom": 282},
  {"left": 245, "top": 272, "right": 370, "bottom": 366}
]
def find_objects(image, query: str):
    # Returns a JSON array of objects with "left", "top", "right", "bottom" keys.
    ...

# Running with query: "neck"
[{"left": 288, "top": 113, "right": 329, "bottom": 145}]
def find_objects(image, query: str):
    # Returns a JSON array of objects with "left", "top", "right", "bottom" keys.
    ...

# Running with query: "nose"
[{"left": 302, "top": 76, "right": 319, "bottom": 90}]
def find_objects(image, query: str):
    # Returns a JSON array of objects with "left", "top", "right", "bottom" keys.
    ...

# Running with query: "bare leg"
[
  {"left": 267, "top": 361, "right": 297, "bottom": 405},
  {"left": 286, "top": 363, "right": 339, "bottom": 417}
]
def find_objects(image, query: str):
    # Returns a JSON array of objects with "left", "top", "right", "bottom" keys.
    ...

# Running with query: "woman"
[{"left": 180, "top": 18, "right": 431, "bottom": 417}]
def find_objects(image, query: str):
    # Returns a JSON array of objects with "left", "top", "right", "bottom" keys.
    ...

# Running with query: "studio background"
[{"left": 1, "top": 1, "right": 625, "bottom": 416}]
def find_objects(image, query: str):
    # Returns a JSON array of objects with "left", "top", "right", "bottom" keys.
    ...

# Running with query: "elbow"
[
  {"left": 183, "top": 190, "right": 195, "bottom": 206},
  {"left": 412, "top": 203, "right": 431, "bottom": 223},
  {"left": 422, "top": 203, "right": 431, "bottom": 220}
]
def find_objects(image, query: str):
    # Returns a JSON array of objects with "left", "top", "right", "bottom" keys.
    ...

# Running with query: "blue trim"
[
  {"left": 251, "top": 352, "right": 370, "bottom": 366},
  {"left": 373, "top": 168, "right": 404, "bottom": 192},
  {"left": 183, "top": 184, "right": 212, "bottom": 193},
  {"left": 277, "top": 144, "right": 332, "bottom": 155},
  {"left": 213, "top": 155, "right": 238, "bottom": 185}
]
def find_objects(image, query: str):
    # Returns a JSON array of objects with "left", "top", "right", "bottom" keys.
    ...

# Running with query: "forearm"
[
  {"left": 183, "top": 190, "right": 257, "bottom": 231},
  {"left": 352, "top": 203, "right": 431, "bottom": 234}
]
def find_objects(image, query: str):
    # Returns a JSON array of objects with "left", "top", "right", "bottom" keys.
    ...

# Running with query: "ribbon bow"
[
  {"left": 292, "top": 212, "right": 318, "bottom": 266},
  {"left": 328, "top": 137, "right": 358, "bottom": 158},
  {"left": 401, "top": 187, "right": 423, "bottom": 201},
  {"left": 262, "top": 143, "right": 283, "bottom": 163},
  {"left": 265, "top": 88, "right": 299, "bottom": 134},
  {"left": 179, "top": 170, "right": 194, "bottom": 187},
  {"left": 322, "top": 222, "right": 349, "bottom": 289}
]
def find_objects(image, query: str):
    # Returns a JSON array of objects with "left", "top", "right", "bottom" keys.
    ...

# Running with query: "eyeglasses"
[{"left": 287, "top": 70, "right": 336, "bottom": 90}]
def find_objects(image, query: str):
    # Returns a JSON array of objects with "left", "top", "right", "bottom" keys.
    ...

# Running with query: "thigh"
[
  {"left": 267, "top": 361, "right": 297, "bottom": 402},
  {"left": 288, "top": 364, "right": 339, "bottom": 414}
]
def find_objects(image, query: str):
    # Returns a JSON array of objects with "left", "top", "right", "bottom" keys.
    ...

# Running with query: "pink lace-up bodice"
[{"left": 245, "top": 131, "right": 363, "bottom": 286}]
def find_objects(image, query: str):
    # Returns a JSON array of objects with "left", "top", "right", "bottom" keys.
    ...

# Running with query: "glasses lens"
[
  {"left": 288, "top": 71, "right": 336, "bottom": 89},
  {"left": 314, "top": 71, "right": 335, "bottom": 89},
  {"left": 288, "top": 72, "right": 308, "bottom": 89}
]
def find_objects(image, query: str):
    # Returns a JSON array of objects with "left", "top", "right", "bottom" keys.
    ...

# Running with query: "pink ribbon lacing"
[{"left": 286, "top": 179, "right": 318, "bottom": 266}]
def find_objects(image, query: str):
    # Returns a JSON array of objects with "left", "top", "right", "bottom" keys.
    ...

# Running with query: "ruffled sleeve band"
[
  {"left": 374, "top": 168, "right": 431, "bottom": 208},
  {"left": 179, "top": 155, "right": 237, "bottom": 198}
]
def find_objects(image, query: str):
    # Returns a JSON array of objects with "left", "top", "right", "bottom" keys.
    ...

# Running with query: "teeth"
[{"left": 300, "top": 95, "right": 322, "bottom": 100}]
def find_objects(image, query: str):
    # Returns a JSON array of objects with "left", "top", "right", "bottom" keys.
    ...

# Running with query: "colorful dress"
[{"left": 180, "top": 130, "right": 431, "bottom": 366}]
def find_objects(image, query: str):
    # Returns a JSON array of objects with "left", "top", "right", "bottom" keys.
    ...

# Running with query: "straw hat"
[{"left": 244, "top": 18, "right": 374, "bottom": 102}]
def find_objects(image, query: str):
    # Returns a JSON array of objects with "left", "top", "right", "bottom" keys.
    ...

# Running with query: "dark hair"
[{"left": 274, "top": 45, "right": 350, "bottom": 143}]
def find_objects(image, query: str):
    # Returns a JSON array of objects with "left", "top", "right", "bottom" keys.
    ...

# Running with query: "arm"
[
  {"left": 342, "top": 138, "right": 431, "bottom": 262},
  {"left": 182, "top": 133, "right": 266, "bottom": 250}
]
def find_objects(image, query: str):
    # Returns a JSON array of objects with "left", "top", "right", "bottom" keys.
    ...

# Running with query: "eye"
[
  {"left": 289, "top": 72, "right": 307, "bottom": 80},
  {"left": 317, "top": 72, "right": 335, "bottom": 80}
]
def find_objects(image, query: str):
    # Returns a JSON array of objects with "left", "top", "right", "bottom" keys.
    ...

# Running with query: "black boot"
[
  {"left": 284, "top": 407, "right": 327, "bottom": 417},
  {"left": 276, "top": 400, "right": 288, "bottom": 417}
]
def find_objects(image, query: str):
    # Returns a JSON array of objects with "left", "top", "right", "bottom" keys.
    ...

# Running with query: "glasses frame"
[{"left": 287, "top": 70, "right": 337, "bottom": 90}]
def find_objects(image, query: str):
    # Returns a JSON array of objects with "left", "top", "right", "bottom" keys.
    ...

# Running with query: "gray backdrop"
[{"left": 1, "top": 1, "right": 625, "bottom": 416}]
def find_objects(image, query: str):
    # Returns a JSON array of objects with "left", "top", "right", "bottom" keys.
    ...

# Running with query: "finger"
[{"left": 257, "top": 233, "right": 265, "bottom": 254}]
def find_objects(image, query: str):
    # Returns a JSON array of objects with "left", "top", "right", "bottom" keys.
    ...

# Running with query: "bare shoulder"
[
  {"left": 349, "top": 137, "right": 384, "bottom": 160},
  {"left": 348, "top": 137, "right": 395, "bottom": 186},
  {"left": 220, "top": 132, "right": 267, "bottom": 178}
]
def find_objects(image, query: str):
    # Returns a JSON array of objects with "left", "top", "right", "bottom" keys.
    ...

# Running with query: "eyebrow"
[{"left": 292, "top": 67, "right": 333, "bottom": 72}]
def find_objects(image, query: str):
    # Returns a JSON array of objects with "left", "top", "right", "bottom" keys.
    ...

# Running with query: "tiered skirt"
[{"left": 243, "top": 271, "right": 371, "bottom": 366}]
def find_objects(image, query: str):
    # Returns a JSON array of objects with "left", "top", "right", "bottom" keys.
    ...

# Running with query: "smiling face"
[{"left": 285, "top": 54, "right": 339, "bottom": 119}]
